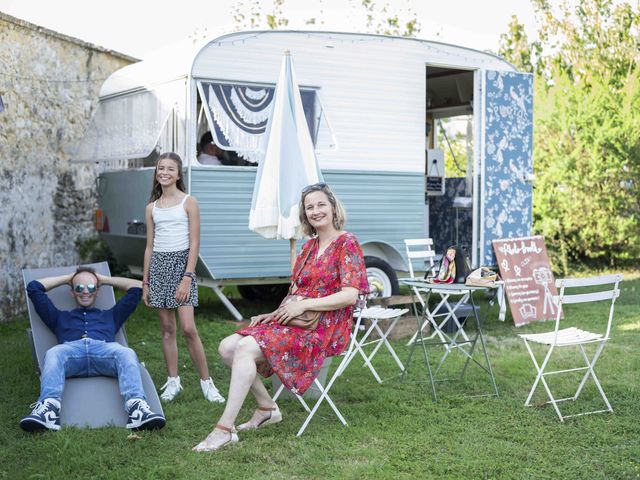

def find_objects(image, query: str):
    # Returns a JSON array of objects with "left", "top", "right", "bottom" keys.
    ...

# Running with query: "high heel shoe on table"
[
  {"left": 192, "top": 424, "right": 239, "bottom": 452},
  {"left": 237, "top": 405, "right": 282, "bottom": 431}
]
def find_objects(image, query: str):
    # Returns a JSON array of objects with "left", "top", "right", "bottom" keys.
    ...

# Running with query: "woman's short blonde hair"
[{"left": 298, "top": 183, "right": 347, "bottom": 237}]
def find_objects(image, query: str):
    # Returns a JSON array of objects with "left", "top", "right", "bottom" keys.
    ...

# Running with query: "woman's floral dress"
[{"left": 236, "top": 232, "right": 368, "bottom": 395}]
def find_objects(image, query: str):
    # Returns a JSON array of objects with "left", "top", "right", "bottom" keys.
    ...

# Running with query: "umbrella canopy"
[{"left": 249, "top": 51, "right": 324, "bottom": 244}]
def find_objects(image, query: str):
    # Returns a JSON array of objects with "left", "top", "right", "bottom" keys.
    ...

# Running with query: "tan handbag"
[
  {"left": 278, "top": 294, "right": 321, "bottom": 330},
  {"left": 277, "top": 242, "right": 321, "bottom": 330}
]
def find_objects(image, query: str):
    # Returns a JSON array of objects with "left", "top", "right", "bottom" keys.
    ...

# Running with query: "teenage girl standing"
[{"left": 143, "top": 152, "right": 224, "bottom": 403}]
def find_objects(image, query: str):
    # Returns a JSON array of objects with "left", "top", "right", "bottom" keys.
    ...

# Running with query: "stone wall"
[{"left": 0, "top": 13, "right": 136, "bottom": 320}]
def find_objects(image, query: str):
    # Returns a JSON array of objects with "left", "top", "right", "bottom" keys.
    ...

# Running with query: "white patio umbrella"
[{"left": 249, "top": 50, "right": 324, "bottom": 268}]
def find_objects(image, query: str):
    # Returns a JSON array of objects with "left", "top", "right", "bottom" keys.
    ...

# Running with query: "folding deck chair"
[
  {"left": 22, "top": 262, "right": 163, "bottom": 428},
  {"left": 273, "top": 299, "right": 407, "bottom": 436},
  {"left": 518, "top": 274, "right": 622, "bottom": 421}
]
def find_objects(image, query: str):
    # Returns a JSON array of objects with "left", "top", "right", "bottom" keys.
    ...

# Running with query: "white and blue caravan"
[{"left": 74, "top": 31, "right": 533, "bottom": 318}]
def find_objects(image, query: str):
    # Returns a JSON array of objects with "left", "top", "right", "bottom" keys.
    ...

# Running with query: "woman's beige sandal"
[
  {"left": 192, "top": 424, "right": 238, "bottom": 452},
  {"left": 237, "top": 405, "right": 282, "bottom": 431}
]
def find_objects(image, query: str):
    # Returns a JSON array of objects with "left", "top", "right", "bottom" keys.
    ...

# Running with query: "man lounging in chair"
[{"left": 20, "top": 266, "right": 165, "bottom": 432}]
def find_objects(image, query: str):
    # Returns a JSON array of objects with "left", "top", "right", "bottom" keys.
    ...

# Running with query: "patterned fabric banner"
[
  {"left": 482, "top": 71, "right": 534, "bottom": 265},
  {"left": 199, "top": 81, "right": 316, "bottom": 164}
]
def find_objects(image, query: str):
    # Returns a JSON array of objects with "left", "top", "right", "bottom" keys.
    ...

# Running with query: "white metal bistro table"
[{"left": 400, "top": 279, "right": 501, "bottom": 400}]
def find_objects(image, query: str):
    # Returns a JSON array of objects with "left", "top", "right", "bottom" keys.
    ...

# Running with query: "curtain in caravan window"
[
  {"left": 197, "top": 81, "right": 317, "bottom": 164},
  {"left": 73, "top": 83, "right": 180, "bottom": 162}
]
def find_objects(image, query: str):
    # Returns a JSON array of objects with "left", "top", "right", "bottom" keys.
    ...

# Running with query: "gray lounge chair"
[{"left": 22, "top": 262, "right": 163, "bottom": 428}]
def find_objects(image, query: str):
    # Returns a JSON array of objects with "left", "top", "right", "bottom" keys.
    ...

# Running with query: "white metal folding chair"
[
  {"left": 403, "top": 239, "right": 475, "bottom": 347},
  {"left": 272, "top": 299, "right": 407, "bottom": 436},
  {"left": 350, "top": 305, "right": 409, "bottom": 383},
  {"left": 518, "top": 274, "right": 622, "bottom": 421},
  {"left": 404, "top": 238, "right": 441, "bottom": 345},
  {"left": 404, "top": 238, "right": 437, "bottom": 280}
]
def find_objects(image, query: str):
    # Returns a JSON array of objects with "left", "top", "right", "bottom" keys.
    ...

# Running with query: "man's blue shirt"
[{"left": 26, "top": 280, "right": 142, "bottom": 343}]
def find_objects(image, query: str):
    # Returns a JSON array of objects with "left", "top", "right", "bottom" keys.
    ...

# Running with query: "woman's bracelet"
[
  {"left": 142, "top": 280, "right": 150, "bottom": 287},
  {"left": 183, "top": 272, "right": 196, "bottom": 280}
]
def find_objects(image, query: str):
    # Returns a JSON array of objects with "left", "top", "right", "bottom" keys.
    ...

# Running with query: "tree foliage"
[
  {"left": 230, "top": 0, "right": 421, "bottom": 37},
  {"left": 358, "top": 0, "right": 421, "bottom": 37},
  {"left": 499, "top": 0, "right": 640, "bottom": 270},
  {"left": 438, "top": 117, "right": 471, "bottom": 178}
]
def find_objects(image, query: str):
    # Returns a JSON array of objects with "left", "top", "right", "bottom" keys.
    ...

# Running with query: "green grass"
[{"left": 1, "top": 277, "right": 639, "bottom": 480}]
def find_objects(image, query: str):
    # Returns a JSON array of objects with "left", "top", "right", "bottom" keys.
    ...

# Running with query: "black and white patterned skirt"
[{"left": 149, "top": 249, "right": 199, "bottom": 308}]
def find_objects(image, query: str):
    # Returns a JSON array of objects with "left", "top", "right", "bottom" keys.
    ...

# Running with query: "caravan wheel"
[{"left": 364, "top": 256, "right": 400, "bottom": 298}]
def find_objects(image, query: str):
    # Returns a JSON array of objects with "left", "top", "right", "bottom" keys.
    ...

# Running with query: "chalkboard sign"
[
  {"left": 492, "top": 236, "right": 561, "bottom": 326},
  {"left": 426, "top": 176, "right": 444, "bottom": 194},
  {"left": 426, "top": 148, "right": 444, "bottom": 196}
]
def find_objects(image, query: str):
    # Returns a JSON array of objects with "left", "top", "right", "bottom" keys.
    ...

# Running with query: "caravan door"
[{"left": 478, "top": 70, "right": 534, "bottom": 266}]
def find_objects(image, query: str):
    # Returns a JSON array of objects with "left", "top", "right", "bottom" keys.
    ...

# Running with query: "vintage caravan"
[{"left": 74, "top": 31, "right": 533, "bottom": 319}]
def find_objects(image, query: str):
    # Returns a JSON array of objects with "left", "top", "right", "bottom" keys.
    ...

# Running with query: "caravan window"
[
  {"left": 196, "top": 80, "right": 335, "bottom": 165},
  {"left": 73, "top": 82, "right": 182, "bottom": 164}
]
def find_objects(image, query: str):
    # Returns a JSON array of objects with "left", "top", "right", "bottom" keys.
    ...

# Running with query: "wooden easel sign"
[{"left": 492, "top": 236, "right": 562, "bottom": 326}]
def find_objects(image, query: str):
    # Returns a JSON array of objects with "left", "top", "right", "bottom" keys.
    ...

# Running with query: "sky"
[{"left": 0, "top": 0, "right": 538, "bottom": 59}]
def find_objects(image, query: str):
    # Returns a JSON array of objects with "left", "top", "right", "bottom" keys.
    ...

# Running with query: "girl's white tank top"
[{"left": 152, "top": 195, "right": 190, "bottom": 252}]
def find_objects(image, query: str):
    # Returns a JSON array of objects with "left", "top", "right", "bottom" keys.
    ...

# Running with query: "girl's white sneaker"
[
  {"left": 160, "top": 376, "right": 183, "bottom": 402},
  {"left": 201, "top": 378, "right": 225, "bottom": 403}
]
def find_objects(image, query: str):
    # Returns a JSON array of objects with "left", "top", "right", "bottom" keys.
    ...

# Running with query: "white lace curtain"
[{"left": 73, "top": 82, "right": 182, "bottom": 163}]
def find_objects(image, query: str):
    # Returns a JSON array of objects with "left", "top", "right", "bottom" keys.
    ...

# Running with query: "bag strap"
[{"left": 288, "top": 239, "right": 316, "bottom": 294}]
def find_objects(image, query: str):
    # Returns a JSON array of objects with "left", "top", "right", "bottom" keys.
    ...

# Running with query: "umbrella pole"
[{"left": 290, "top": 239, "right": 296, "bottom": 273}]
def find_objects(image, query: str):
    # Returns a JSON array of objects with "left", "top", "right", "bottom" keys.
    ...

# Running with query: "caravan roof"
[{"left": 99, "top": 30, "right": 516, "bottom": 98}]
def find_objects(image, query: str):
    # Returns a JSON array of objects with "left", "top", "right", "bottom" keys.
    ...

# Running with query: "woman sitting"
[{"left": 193, "top": 183, "right": 368, "bottom": 451}]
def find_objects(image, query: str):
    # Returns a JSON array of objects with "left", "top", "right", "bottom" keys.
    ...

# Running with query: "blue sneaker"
[
  {"left": 126, "top": 399, "right": 165, "bottom": 430},
  {"left": 20, "top": 398, "right": 61, "bottom": 432}
]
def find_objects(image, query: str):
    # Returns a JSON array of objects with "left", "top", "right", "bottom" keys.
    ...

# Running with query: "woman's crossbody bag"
[{"left": 277, "top": 242, "right": 322, "bottom": 330}]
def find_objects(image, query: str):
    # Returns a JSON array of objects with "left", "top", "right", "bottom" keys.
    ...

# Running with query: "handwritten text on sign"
[{"left": 493, "top": 236, "right": 560, "bottom": 326}]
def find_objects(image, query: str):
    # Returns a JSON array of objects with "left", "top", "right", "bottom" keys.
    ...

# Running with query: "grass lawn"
[{"left": 0, "top": 275, "right": 638, "bottom": 479}]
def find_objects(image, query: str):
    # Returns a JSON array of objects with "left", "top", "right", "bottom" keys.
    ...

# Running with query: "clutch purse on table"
[{"left": 465, "top": 267, "right": 499, "bottom": 287}]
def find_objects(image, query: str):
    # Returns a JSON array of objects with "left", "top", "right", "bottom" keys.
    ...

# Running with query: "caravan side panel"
[
  {"left": 193, "top": 33, "right": 427, "bottom": 174},
  {"left": 98, "top": 168, "right": 424, "bottom": 281},
  {"left": 190, "top": 167, "right": 424, "bottom": 279}
]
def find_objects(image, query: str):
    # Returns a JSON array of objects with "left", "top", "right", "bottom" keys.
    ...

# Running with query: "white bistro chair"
[
  {"left": 273, "top": 299, "right": 407, "bottom": 436},
  {"left": 404, "top": 238, "right": 437, "bottom": 280},
  {"left": 403, "top": 238, "right": 474, "bottom": 347},
  {"left": 350, "top": 304, "right": 409, "bottom": 383},
  {"left": 518, "top": 274, "right": 622, "bottom": 421}
]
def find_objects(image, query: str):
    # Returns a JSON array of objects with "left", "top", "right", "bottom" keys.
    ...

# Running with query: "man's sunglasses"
[
  {"left": 302, "top": 182, "right": 328, "bottom": 194},
  {"left": 73, "top": 284, "right": 98, "bottom": 294}
]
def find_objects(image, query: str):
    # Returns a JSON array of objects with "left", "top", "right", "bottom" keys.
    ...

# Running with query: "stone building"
[{"left": 0, "top": 12, "right": 137, "bottom": 320}]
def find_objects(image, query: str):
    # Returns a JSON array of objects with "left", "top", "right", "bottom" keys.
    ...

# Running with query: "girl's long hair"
[{"left": 149, "top": 152, "right": 187, "bottom": 202}]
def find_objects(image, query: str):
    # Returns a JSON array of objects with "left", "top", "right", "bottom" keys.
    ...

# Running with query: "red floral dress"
[{"left": 236, "top": 232, "right": 368, "bottom": 395}]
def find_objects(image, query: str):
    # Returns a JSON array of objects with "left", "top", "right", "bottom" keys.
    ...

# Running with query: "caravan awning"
[
  {"left": 197, "top": 80, "right": 335, "bottom": 164},
  {"left": 73, "top": 83, "right": 182, "bottom": 162}
]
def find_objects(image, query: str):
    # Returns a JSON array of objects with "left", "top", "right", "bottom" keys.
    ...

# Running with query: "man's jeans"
[{"left": 39, "top": 338, "right": 146, "bottom": 404}]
